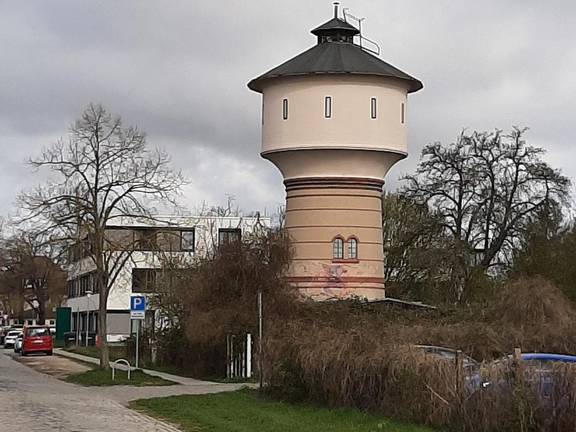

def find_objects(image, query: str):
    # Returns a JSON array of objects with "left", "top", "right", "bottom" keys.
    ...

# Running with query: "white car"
[
  {"left": 14, "top": 334, "right": 23, "bottom": 353},
  {"left": 4, "top": 330, "right": 22, "bottom": 349}
]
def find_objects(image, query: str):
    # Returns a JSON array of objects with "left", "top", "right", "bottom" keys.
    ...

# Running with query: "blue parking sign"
[{"left": 130, "top": 295, "right": 146, "bottom": 320}]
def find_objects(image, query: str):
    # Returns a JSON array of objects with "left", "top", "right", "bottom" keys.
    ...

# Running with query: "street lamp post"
[
  {"left": 75, "top": 306, "right": 80, "bottom": 347},
  {"left": 85, "top": 291, "right": 93, "bottom": 347}
]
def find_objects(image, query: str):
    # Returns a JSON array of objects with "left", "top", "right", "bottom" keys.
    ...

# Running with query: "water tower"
[{"left": 248, "top": 4, "right": 422, "bottom": 300}]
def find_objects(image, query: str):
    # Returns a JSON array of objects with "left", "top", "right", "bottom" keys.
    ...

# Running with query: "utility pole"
[
  {"left": 135, "top": 319, "right": 140, "bottom": 369},
  {"left": 257, "top": 290, "right": 263, "bottom": 391}
]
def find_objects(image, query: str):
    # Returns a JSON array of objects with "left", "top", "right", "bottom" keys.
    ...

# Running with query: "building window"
[
  {"left": 371, "top": 98, "right": 377, "bottom": 119},
  {"left": 333, "top": 238, "right": 344, "bottom": 259},
  {"left": 324, "top": 96, "right": 332, "bottom": 118},
  {"left": 79, "top": 274, "right": 87, "bottom": 296},
  {"left": 219, "top": 228, "right": 242, "bottom": 246},
  {"left": 132, "top": 268, "right": 157, "bottom": 293},
  {"left": 68, "top": 237, "right": 94, "bottom": 262},
  {"left": 91, "top": 272, "right": 99, "bottom": 294},
  {"left": 401, "top": 102, "right": 405, "bottom": 124},
  {"left": 347, "top": 238, "right": 358, "bottom": 259},
  {"left": 135, "top": 229, "right": 158, "bottom": 251},
  {"left": 23, "top": 278, "right": 44, "bottom": 290},
  {"left": 180, "top": 230, "right": 195, "bottom": 252},
  {"left": 282, "top": 98, "right": 288, "bottom": 120},
  {"left": 67, "top": 280, "right": 75, "bottom": 298}
]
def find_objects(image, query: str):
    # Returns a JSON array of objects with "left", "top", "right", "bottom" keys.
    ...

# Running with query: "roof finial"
[{"left": 333, "top": 2, "right": 340, "bottom": 19}]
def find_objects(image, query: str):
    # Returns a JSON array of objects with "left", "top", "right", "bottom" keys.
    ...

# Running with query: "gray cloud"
[{"left": 1, "top": 0, "right": 575, "bottom": 218}]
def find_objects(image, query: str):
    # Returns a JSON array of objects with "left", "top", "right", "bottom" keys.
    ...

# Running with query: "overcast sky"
[{"left": 1, "top": 0, "right": 575, "bottom": 220}]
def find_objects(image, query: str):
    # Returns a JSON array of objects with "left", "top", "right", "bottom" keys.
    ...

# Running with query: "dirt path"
[{"left": 12, "top": 351, "right": 92, "bottom": 379}]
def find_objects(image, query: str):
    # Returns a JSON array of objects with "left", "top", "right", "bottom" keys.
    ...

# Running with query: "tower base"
[{"left": 284, "top": 177, "right": 385, "bottom": 301}]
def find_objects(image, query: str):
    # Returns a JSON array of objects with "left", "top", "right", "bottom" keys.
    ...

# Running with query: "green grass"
[
  {"left": 66, "top": 368, "right": 176, "bottom": 387},
  {"left": 53, "top": 339, "right": 66, "bottom": 348},
  {"left": 63, "top": 345, "right": 207, "bottom": 380},
  {"left": 131, "top": 389, "right": 434, "bottom": 432},
  {"left": 64, "top": 345, "right": 127, "bottom": 362},
  {"left": 205, "top": 375, "right": 258, "bottom": 384}
]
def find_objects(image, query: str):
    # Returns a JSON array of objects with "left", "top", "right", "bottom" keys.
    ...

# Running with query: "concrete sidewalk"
[{"left": 55, "top": 348, "right": 251, "bottom": 404}]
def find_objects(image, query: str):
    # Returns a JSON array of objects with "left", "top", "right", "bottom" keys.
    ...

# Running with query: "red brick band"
[
  {"left": 285, "top": 177, "right": 384, "bottom": 192},
  {"left": 286, "top": 276, "right": 385, "bottom": 284}
]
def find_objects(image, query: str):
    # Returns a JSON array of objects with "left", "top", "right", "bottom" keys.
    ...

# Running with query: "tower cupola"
[{"left": 311, "top": 18, "right": 360, "bottom": 44}]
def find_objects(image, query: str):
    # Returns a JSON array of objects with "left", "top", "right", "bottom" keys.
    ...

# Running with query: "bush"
[
  {"left": 263, "top": 278, "right": 576, "bottom": 432},
  {"left": 150, "top": 227, "right": 294, "bottom": 378}
]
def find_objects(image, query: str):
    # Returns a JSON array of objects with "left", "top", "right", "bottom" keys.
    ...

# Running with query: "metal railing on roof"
[{"left": 342, "top": 8, "right": 381, "bottom": 56}]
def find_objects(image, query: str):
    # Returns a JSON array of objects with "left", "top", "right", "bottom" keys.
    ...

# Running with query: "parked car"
[
  {"left": 521, "top": 353, "right": 576, "bottom": 364},
  {"left": 415, "top": 345, "right": 479, "bottom": 368},
  {"left": 3, "top": 330, "right": 23, "bottom": 349},
  {"left": 415, "top": 345, "right": 486, "bottom": 393},
  {"left": 21, "top": 326, "right": 53, "bottom": 356},
  {"left": 0, "top": 327, "right": 9, "bottom": 345},
  {"left": 13, "top": 334, "right": 23, "bottom": 353},
  {"left": 492, "top": 352, "right": 576, "bottom": 399}
]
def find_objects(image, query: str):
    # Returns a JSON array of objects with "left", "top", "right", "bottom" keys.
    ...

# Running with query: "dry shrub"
[
  {"left": 494, "top": 277, "right": 575, "bottom": 329},
  {"left": 152, "top": 227, "right": 296, "bottom": 377},
  {"left": 264, "top": 277, "right": 576, "bottom": 431},
  {"left": 266, "top": 319, "right": 576, "bottom": 431},
  {"left": 538, "top": 364, "right": 576, "bottom": 431},
  {"left": 265, "top": 322, "right": 457, "bottom": 425}
]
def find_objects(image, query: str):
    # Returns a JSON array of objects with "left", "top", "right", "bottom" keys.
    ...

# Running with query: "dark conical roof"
[
  {"left": 311, "top": 17, "right": 360, "bottom": 36},
  {"left": 248, "top": 17, "right": 423, "bottom": 93}
]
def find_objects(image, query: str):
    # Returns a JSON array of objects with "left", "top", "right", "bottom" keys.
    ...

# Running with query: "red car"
[{"left": 22, "top": 326, "right": 53, "bottom": 356}]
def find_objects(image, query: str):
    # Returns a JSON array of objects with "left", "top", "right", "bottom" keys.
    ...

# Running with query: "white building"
[{"left": 65, "top": 215, "right": 270, "bottom": 341}]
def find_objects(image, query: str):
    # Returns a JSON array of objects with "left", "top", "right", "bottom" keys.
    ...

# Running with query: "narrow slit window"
[
  {"left": 324, "top": 96, "right": 332, "bottom": 118},
  {"left": 347, "top": 238, "right": 358, "bottom": 259},
  {"left": 371, "top": 97, "right": 377, "bottom": 119},
  {"left": 333, "top": 238, "right": 344, "bottom": 259},
  {"left": 401, "top": 102, "right": 405, "bottom": 124},
  {"left": 282, "top": 98, "right": 288, "bottom": 120}
]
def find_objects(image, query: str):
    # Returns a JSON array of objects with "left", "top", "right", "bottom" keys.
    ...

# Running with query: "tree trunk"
[
  {"left": 37, "top": 301, "right": 45, "bottom": 324},
  {"left": 98, "top": 293, "right": 110, "bottom": 369}
]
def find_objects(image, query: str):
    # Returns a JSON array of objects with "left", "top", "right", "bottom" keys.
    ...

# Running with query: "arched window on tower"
[
  {"left": 332, "top": 237, "right": 344, "bottom": 259},
  {"left": 347, "top": 238, "right": 358, "bottom": 259}
]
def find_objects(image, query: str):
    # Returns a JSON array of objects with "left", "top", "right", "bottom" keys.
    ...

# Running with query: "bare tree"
[
  {"left": 402, "top": 128, "right": 570, "bottom": 296},
  {"left": 18, "top": 103, "right": 185, "bottom": 368},
  {"left": 149, "top": 226, "right": 292, "bottom": 376},
  {"left": 0, "top": 232, "right": 66, "bottom": 323},
  {"left": 382, "top": 193, "right": 457, "bottom": 300}
]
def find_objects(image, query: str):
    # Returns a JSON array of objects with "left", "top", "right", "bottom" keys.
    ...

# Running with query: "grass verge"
[
  {"left": 64, "top": 345, "right": 127, "bottom": 362},
  {"left": 131, "top": 389, "right": 434, "bottom": 432},
  {"left": 66, "top": 368, "right": 176, "bottom": 387}
]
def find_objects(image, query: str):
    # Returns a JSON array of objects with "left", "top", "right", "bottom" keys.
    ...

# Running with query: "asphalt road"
[{"left": 0, "top": 349, "right": 180, "bottom": 431}]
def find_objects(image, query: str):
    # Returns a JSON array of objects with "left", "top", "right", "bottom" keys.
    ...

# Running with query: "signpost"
[{"left": 130, "top": 295, "right": 146, "bottom": 369}]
